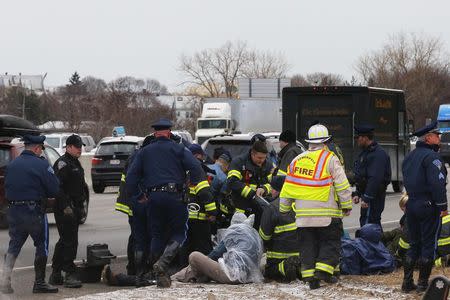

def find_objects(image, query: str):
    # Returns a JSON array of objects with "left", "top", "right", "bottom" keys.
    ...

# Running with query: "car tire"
[
  {"left": 93, "top": 183, "right": 105, "bottom": 194},
  {"left": 392, "top": 181, "right": 404, "bottom": 193}
]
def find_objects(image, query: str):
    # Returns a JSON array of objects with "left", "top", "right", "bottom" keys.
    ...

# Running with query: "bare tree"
[
  {"left": 291, "top": 72, "right": 345, "bottom": 86},
  {"left": 241, "top": 50, "right": 290, "bottom": 78},
  {"left": 356, "top": 32, "right": 450, "bottom": 127}
]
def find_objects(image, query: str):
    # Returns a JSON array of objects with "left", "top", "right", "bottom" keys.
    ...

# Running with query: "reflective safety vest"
[
  {"left": 280, "top": 149, "right": 350, "bottom": 219},
  {"left": 188, "top": 180, "right": 216, "bottom": 221}
]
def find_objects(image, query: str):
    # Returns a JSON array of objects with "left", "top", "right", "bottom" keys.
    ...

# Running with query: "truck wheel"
[
  {"left": 392, "top": 181, "right": 404, "bottom": 193},
  {"left": 93, "top": 183, "right": 105, "bottom": 194}
]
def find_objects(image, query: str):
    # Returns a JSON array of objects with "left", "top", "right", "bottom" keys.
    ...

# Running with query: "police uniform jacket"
[
  {"left": 402, "top": 141, "right": 447, "bottom": 212},
  {"left": 188, "top": 161, "right": 217, "bottom": 221},
  {"left": 53, "top": 153, "right": 87, "bottom": 212},
  {"left": 126, "top": 136, "right": 203, "bottom": 197},
  {"left": 5, "top": 150, "right": 59, "bottom": 202},
  {"left": 259, "top": 198, "right": 300, "bottom": 263},
  {"left": 354, "top": 141, "right": 391, "bottom": 204},
  {"left": 277, "top": 143, "right": 303, "bottom": 175},
  {"left": 227, "top": 150, "right": 273, "bottom": 211}
]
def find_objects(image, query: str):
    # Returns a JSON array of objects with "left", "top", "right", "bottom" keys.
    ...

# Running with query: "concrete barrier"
[{"left": 80, "top": 153, "right": 93, "bottom": 186}]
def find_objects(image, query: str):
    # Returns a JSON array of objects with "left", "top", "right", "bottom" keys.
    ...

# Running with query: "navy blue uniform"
[
  {"left": 353, "top": 142, "right": 391, "bottom": 227},
  {"left": 402, "top": 141, "right": 447, "bottom": 260},
  {"left": 5, "top": 150, "right": 59, "bottom": 258},
  {"left": 126, "top": 137, "right": 202, "bottom": 256}
]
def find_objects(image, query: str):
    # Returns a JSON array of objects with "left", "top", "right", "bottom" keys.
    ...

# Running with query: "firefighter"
[
  {"left": 279, "top": 124, "right": 352, "bottom": 290},
  {"left": 259, "top": 175, "right": 301, "bottom": 282},
  {"left": 402, "top": 121, "right": 448, "bottom": 293},
  {"left": 179, "top": 144, "right": 217, "bottom": 266},
  {"left": 277, "top": 130, "right": 303, "bottom": 176},
  {"left": 226, "top": 140, "right": 274, "bottom": 229}
]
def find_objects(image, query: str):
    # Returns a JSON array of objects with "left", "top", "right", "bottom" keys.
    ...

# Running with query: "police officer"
[
  {"left": 49, "top": 134, "right": 86, "bottom": 288},
  {"left": 401, "top": 121, "right": 448, "bottom": 293},
  {"left": 353, "top": 125, "right": 391, "bottom": 227},
  {"left": 0, "top": 135, "right": 59, "bottom": 294},
  {"left": 126, "top": 118, "right": 203, "bottom": 288}
]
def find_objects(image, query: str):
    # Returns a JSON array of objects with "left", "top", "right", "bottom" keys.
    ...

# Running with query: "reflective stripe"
[
  {"left": 274, "top": 222, "right": 297, "bottom": 234},
  {"left": 340, "top": 199, "right": 352, "bottom": 209},
  {"left": 334, "top": 265, "right": 340, "bottom": 272},
  {"left": 189, "top": 187, "right": 196, "bottom": 194},
  {"left": 277, "top": 169, "right": 287, "bottom": 175},
  {"left": 301, "top": 269, "right": 315, "bottom": 278},
  {"left": 249, "top": 184, "right": 257, "bottom": 190},
  {"left": 259, "top": 228, "right": 272, "bottom": 241},
  {"left": 399, "top": 237, "right": 410, "bottom": 249},
  {"left": 235, "top": 208, "right": 246, "bottom": 214},
  {"left": 220, "top": 203, "right": 229, "bottom": 214},
  {"left": 263, "top": 183, "right": 272, "bottom": 193},
  {"left": 438, "top": 236, "right": 450, "bottom": 246},
  {"left": 314, "top": 150, "right": 330, "bottom": 179},
  {"left": 267, "top": 174, "right": 273, "bottom": 182},
  {"left": 278, "top": 261, "right": 285, "bottom": 276},
  {"left": 315, "top": 262, "right": 334, "bottom": 275},
  {"left": 121, "top": 173, "right": 126, "bottom": 182},
  {"left": 285, "top": 175, "right": 333, "bottom": 187},
  {"left": 189, "top": 211, "right": 207, "bottom": 220},
  {"left": 204, "top": 202, "right": 216, "bottom": 212},
  {"left": 195, "top": 180, "right": 210, "bottom": 193},
  {"left": 295, "top": 207, "right": 343, "bottom": 218},
  {"left": 115, "top": 203, "right": 133, "bottom": 216},
  {"left": 228, "top": 170, "right": 242, "bottom": 180},
  {"left": 279, "top": 202, "right": 292, "bottom": 213},
  {"left": 266, "top": 251, "right": 299, "bottom": 259},
  {"left": 241, "top": 186, "right": 253, "bottom": 197},
  {"left": 435, "top": 257, "right": 442, "bottom": 267},
  {"left": 443, "top": 215, "right": 450, "bottom": 224},
  {"left": 334, "top": 180, "right": 350, "bottom": 191}
]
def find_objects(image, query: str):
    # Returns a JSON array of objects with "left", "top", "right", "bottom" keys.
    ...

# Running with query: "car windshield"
[
  {"left": 97, "top": 142, "right": 137, "bottom": 155},
  {"left": 198, "top": 119, "right": 227, "bottom": 129},
  {"left": 46, "top": 137, "right": 60, "bottom": 148},
  {"left": 204, "top": 140, "right": 252, "bottom": 159},
  {"left": 0, "top": 147, "right": 11, "bottom": 168}
]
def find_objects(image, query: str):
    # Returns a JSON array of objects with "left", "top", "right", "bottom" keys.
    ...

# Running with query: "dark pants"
[
  {"left": 179, "top": 220, "right": 212, "bottom": 267},
  {"left": 298, "top": 218, "right": 342, "bottom": 281},
  {"left": 132, "top": 201, "right": 151, "bottom": 253},
  {"left": 150, "top": 192, "right": 188, "bottom": 256},
  {"left": 52, "top": 211, "right": 79, "bottom": 273},
  {"left": 359, "top": 190, "right": 386, "bottom": 227},
  {"left": 406, "top": 201, "right": 441, "bottom": 261},
  {"left": 7, "top": 204, "right": 48, "bottom": 258},
  {"left": 126, "top": 216, "right": 135, "bottom": 275}
]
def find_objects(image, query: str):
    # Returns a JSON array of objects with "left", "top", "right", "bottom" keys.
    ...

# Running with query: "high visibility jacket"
[
  {"left": 438, "top": 215, "right": 450, "bottom": 256},
  {"left": 279, "top": 147, "right": 352, "bottom": 227},
  {"left": 259, "top": 199, "right": 300, "bottom": 267},
  {"left": 188, "top": 164, "right": 217, "bottom": 221},
  {"left": 115, "top": 153, "right": 136, "bottom": 216},
  {"left": 227, "top": 151, "right": 273, "bottom": 212}
]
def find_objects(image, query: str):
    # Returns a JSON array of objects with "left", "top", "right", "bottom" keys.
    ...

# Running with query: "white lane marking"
[{"left": 13, "top": 254, "right": 127, "bottom": 271}]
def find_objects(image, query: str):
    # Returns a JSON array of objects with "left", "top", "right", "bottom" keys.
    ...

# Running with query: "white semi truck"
[{"left": 195, "top": 98, "right": 282, "bottom": 145}]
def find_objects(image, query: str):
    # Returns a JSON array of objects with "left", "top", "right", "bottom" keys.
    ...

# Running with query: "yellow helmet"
[{"left": 305, "top": 124, "right": 331, "bottom": 144}]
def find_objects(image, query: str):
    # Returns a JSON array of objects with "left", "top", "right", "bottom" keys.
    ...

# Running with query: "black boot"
[
  {"left": 283, "top": 256, "right": 301, "bottom": 282},
  {"left": 417, "top": 258, "right": 433, "bottom": 293},
  {"left": 315, "top": 270, "right": 338, "bottom": 284},
  {"left": 32, "top": 256, "right": 58, "bottom": 293},
  {"left": 153, "top": 241, "right": 181, "bottom": 288},
  {"left": 0, "top": 253, "right": 16, "bottom": 294},
  {"left": 48, "top": 270, "right": 63, "bottom": 285},
  {"left": 308, "top": 278, "right": 321, "bottom": 290},
  {"left": 64, "top": 272, "right": 82, "bottom": 288},
  {"left": 135, "top": 251, "right": 152, "bottom": 287},
  {"left": 401, "top": 256, "right": 417, "bottom": 293}
]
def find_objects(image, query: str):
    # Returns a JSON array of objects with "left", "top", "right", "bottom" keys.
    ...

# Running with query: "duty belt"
[
  {"left": 148, "top": 183, "right": 183, "bottom": 193},
  {"left": 9, "top": 200, "right": 39, "bottom": 206}
]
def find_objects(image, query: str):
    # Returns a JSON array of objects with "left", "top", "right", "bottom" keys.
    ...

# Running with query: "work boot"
[
  {"left": 32, "top": 256, "right": 58, "bottom": 293},
  {"left": 283, "top": 256, "right": 301, "bottom": 282},
  {"left": 101, "top": 265, "right": 118, "bottom": 286},
  {"left": 153, "top": 241, "right": 181, "bottom": 288},
  {"left": 315, "top": 271, "right": 338, "bottom": 284},
  {"left": 0, "top": 253, "right": 16, "bottom": 294},
  {"left": 64, "top": 272, "right": 82, "bottom": 288},
  {"left": 48, "top": 270, "right": 63, "bottom": 285},
  {"left": 308, "top": 278, "right": 321, "bottom": 290},
  {"left": 401, "top": 256, "right": 417, "bottom": 293},
  {"left": 417, "top": 258, "right": 433, "bottom": 293},
  {"left": 135, "top": 251, "right": 152, "bottom": 287}
]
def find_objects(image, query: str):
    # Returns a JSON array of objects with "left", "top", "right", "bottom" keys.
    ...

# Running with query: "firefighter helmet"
[{"left": 305, "top": 124, "right": 331, "bottom": 144}]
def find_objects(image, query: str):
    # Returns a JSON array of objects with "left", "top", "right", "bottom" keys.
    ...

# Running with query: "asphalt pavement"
[{"left": 0, "top": 185, "right": 406, "bottom": 299}]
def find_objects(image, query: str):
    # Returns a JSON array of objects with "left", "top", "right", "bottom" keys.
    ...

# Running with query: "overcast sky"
[{"left": 2, "top": 0, "right": 449, "bottom": 92}]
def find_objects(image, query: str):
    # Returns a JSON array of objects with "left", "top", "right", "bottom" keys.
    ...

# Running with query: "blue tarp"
[{"left": 341, "top": 224, "right": 396, "bottom": 275}]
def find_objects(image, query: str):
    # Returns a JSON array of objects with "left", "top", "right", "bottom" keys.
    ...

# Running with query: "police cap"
[
  {"left": 66, "top": 134, "right": 85, "bottom": 148},
  {"left": 23, "top": 134, "right": 45, "bottom": 145},
  {"left": 271, "top": 175, "right": 286, "bottom": 192},
  {"left": 151, "top": 118, "right": 173, "bottom": 130},
  {"left": 413, "top": 121, "right": 441, "bottom": 137},
  {"left": 188, "top": 144, "right": 205, "bottom": 156},
  {"left": 354, "top": 124, "right": 375, "bottom": 137}
]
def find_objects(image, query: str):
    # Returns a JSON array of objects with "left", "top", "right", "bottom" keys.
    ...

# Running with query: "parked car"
[
  {"left": 0, "top": 137, "right": 90, "bottom": 228},
  {"left": 45, "top": 133, "right": 96, "bottom": 155},
  {"left": 201, "top": 132, "right": 306, "bottom": 165},
  {"left": 172, "top": 130, "right": 194, "bottom": 145},
  {"left": 91, "top": 135, "right": 144, "bottom": 193}
]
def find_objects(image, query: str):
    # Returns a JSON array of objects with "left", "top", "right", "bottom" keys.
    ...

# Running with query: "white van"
[{"left": 45, "top": 133, "right": 96, "bottom": 155}]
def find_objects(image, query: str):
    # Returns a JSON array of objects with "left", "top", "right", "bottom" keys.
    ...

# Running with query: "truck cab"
[{"left": 195, "top": 102, "right": 234, "bottom": 145}]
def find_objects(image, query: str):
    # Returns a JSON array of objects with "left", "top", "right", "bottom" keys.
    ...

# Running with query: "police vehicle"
[{"left": 282, "top": 86, "right": 411, "bottom": 192}]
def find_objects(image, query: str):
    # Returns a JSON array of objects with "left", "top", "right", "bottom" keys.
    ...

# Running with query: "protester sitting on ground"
[
  {"left": 259, "top": 175, "right": 301, "bottom": 282},
  {"left": 171, "top": 212, "right": 264, "bottom": 284},
  {"left": 381, "top": 193, "right": 409, "bottom": 266},
  {"left": 341, "top": 223, "right": 396, "bottom": 275}
]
